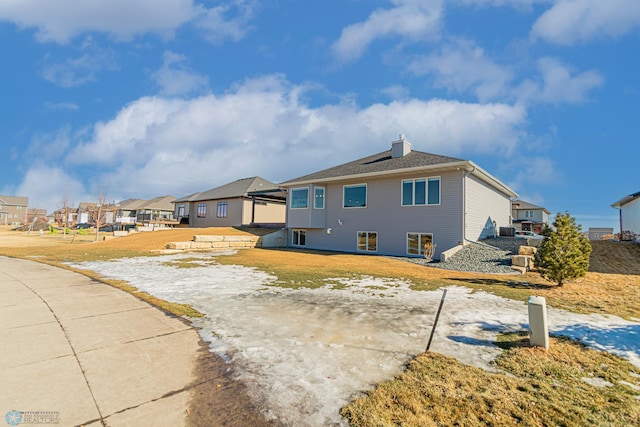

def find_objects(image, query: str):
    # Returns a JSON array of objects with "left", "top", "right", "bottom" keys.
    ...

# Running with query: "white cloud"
[
  {"left": 58, "top": 74, "right": 526, "bottom": 201},
  {"left": 41, "top": 47, "right": 118, "bottom": 87},
  {"left": 517, "top": 57, "right": 603, "bottom": 104},
  {"left": 507, "top": 156, "right": 559, "bottom": 194},
  {"left": 0, "top": 0, "right": 197, "bottom": 43},
  {"left": 194, "top": 0, "right": 255, "bottom": 44},
  {"left": 151, "top": 51, "right": 209, "bottom": 96},
  {"left": 408, "top": 40, "right": 513, "bottom": 102},
  {"left": 44, "top": 102, "right": 79, "bottom": 111},
  {"left": 454, "top": 0, "right": 544, "bottom": 8},
  {"left": 0, "top": 0, "right": 255, "bottom": 45},
  {"left": 331, "top": 0, "right": 443, "bottom": 63},
  {"left": 16, "top": 166, "right": 86, "bottom": 212},
  {"left": 531, "top": 0, "right": 640, "bottom": 45}
]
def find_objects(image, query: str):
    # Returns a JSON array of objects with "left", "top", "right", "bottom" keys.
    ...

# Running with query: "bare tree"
[
  {"left": 59, "top": 194, "right": 74, "bottom": 239},
  {"left": 87, "top": 192, "right": 117, "bottom": 241}
]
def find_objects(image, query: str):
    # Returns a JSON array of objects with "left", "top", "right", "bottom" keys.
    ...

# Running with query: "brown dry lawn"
[
  {"left": 2, "top": 226, "right": 639, "bottom": 426},
  {"left": 1, "top": 226, "right": 639, "bottom": 320}
]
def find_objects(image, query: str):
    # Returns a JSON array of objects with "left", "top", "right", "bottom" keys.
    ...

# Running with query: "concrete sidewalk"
[{"left": 0, "top": 256, "right": 202, "bottom": 427}]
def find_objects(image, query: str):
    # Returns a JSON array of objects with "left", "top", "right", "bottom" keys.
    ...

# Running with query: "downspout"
[
  {"left": 461, "top": 169, "right": 466, "bottom": 245},
  {"left": 461, "top": 165, "right": 476, "bottom": 245},
  {"left": 251, "top": 195, "right": 256, "bottom": 225},
  {"left": 618, "top": 206, "right": 623, "bottom": 236}
]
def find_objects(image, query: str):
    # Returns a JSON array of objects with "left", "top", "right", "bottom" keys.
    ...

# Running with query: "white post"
[{"left": 528, "top": 296, "right": 549, "bottom": 350}]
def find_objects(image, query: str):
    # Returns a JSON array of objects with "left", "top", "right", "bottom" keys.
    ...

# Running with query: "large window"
[
  {"left": 427, "top": 177, "right": 440, "bottom": 205},
  {"left": 197, "top": 203, "right": 207, "bottom": 218},
  {"left": 407, "top": 233, "right": 433, "bottom": 256},
  {"left": 343, "top": 184, "right": 367, "bottom": 208},
  {"left": 217, "top": 201, "right": 228, "bottom": 218},
  {"left": 357, "top": 231, "right": 377, "bottom": 252},
  {"left": 402, "top": 177, "right": 440, "bottom": 206},
  {"left": 292, "top": 229, "right": 306, "bottom": 246},
  {"left": 177, "top": 205, "right": 185, "bottom": 217},
  {"left": 291, "top": 188, "right": 309, "bottom": 209},
  {"left": 314, "top": 187, "right": 325, "bottom": 209}
]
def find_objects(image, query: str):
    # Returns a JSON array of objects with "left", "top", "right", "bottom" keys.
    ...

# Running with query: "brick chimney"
[{"left": 391, "top": 133, "right": 412, "bottom": 158}]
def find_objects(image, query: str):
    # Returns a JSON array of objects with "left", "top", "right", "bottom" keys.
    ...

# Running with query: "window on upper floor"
[
  {"left": 197, "top": 203, "right": 207, "bottom": 218},
  {"left": 343, "top": 184, "right": 367, "bottom": 208},
  {"left": 314, "top": 187, "right": 325, "bottom": 209},
  {"left": 402, "top": 177, "right": 440, "bottom": 206},
  {"left": 291, "top": 188, "right": 309, "bottom": 209}
]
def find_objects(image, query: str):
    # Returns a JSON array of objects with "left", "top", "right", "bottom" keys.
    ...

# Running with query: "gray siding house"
[{"left": 280, "top": 136, "right": 517, "bottom": 260}]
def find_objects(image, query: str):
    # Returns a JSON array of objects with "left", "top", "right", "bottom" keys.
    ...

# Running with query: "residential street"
[{"left": 0, "top": 256, "right": 271, "bottom": 427}]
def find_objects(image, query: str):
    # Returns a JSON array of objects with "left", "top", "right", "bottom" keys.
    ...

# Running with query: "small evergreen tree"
[{"left": 536, "top": 211, "right": 592, "bottom": 286}]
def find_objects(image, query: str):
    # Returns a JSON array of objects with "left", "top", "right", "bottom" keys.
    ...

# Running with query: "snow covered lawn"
[{"left": 72, "top": 252, "right": 640, "bottom": 426}]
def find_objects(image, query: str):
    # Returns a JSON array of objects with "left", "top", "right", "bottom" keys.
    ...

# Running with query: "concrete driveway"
[{"left": 0, "top": 256, "right": 202, "bottom": 427}]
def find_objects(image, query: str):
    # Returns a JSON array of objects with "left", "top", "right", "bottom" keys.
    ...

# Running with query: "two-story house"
[
  {"left": 511, "top": 200, "right": 550, "bottom": 234},
  {"left": 279, "top": 136, "right": 518, "bottom": 260},
  {"left": 0, "top": 195, "right": 29, "bottom": 226}
]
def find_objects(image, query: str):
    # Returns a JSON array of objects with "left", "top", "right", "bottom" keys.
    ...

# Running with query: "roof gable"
[
  {"left": 0, "top": 195, "right": 29, "bottom": 206},
  {"left": 281, "top": 149, "right": 465, "bottom": 185},
  {"left": 612, "top": 191, "right": 640, "bottom": 208},
  {"left": 511, "top": 200, "right": 550, "bottom": 214},
  {"left": 186, "top": 177, "right": 281, "bottom": 202}
]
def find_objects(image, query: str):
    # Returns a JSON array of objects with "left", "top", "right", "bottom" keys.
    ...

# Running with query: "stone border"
[{"left": 166, "top": 235, "right": 262, "bottom": 250}]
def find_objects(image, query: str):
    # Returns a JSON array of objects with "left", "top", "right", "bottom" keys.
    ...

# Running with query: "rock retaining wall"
[{"left": 166, "top": 235, "right": 262, "bottom": 250}]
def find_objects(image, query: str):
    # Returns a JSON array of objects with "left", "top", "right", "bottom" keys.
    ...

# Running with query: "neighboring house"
[
  {"left": 76, "top": 202, "right": 117, "bottom": 226},
  {"left": 0, "top": 195, "right": 29, "bottom": 226},
  {"left": 53, "top": 207, "right": 78, "bottom": 227},
  {"left": 26, "top": 208, "right": 48, "bottom": 224},
  {"left": 77, "top": 202, "right": 97, "bottom": 224},
  {"left": 511, "top": 200, "right": 550, "bottom": 234},
  {"left": 588, "top": 227, "right": 613, "bottom": 240},
  {"left": 279, "top": 136, "right": 518, "bottom": 260},
  {"left": 611, "top": 191, "right": 640, "bottom": 238},
  {"left": 115, "top": 195, "right": 177, "bottom": 229},
  {"left": 173, "top": 177, "right": 286, "bottom": 228}
]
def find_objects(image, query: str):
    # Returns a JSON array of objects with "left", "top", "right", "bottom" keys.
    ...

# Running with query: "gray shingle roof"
[
  {"left": 281, "top": 149, "right": 465, "bottom": 185},
  {"left": 176, "top": 177, "right": 281, "bottom": 202},
  {"left": 511, "top": 200, "right": 550, "bottom": 214},
  {"left": 0, "top": 195, "right": 29, "bottom": 206}
]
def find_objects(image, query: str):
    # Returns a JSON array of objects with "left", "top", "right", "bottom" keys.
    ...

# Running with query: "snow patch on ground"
[{"left": 71, "top": 253, "right": 640, "bottom": 426}]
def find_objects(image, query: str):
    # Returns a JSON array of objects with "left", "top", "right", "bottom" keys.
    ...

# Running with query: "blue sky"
[{"left": 1, "top": 0, "right": 639, "bottom": 231}]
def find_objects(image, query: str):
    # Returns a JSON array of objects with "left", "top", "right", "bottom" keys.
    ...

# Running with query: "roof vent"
[{"left": 392, "top": 133, "right": 412, "bottom": 158}]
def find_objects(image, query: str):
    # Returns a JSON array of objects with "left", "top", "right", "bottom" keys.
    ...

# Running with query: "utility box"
[{"left": 528, "top": 296, "right": 549, "bottom": 350}]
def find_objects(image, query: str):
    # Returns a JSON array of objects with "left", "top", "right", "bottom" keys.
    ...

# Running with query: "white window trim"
[
  {"left": 290, "top": 187, "right": 310, "bottom": 210},
  {"left": 313, "top": 187, "right": 325, "bottom": 210},
  {"left": 401, "top": 177, "right": 441, "bottom": 206},
  {"left": 343, "top": 183, "right": 367, "bottom": 209},
  {"left": 406, "top": 232, "right": 434, "bottom": 256},
  {"left": 357, "top": 230, "right": 378, "bottom": 252},
  {"left": 292, "top": 229, "right": 306, "bottom": 247},
  {"left": 196, "top": 203, "right": 207, "bottom": 218},
  {"left": 427, "top": 176, "right": 441, "bottom": 206}
]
